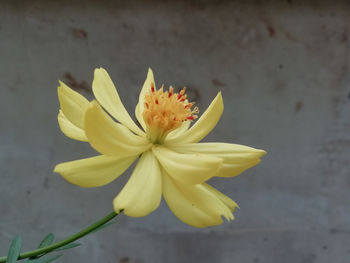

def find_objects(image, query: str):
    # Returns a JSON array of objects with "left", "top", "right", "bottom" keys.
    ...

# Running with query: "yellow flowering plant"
[
  {"left": 55, "top": 67, "right": 266, "bottom": 227},
  {"left": 0, "top": 68, "right": 265, "bottom": 262}
]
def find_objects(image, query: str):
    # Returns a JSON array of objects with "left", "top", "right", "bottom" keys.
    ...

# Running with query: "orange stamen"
[{"left": 142, "top": 86, "right": 199, "bottom": 143}]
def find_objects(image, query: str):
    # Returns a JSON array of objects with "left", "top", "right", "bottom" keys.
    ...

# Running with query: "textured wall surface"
[{"left": 0, "top": 1, "right": 349, "bottom": 262}]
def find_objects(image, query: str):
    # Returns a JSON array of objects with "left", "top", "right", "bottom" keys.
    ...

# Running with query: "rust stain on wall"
[
  {"left": 71, "top": 28, "right": 88, "bottom": 39},
  {"left": 266, "top": 24, "right": 275, "bottom": 37},
  {"left": 63, "top": 72, "right": 91, "bottom": 93},
  {"left": 295, "top": 101, "right": 303, "bottom": 113},
  {"left": 212, "top": 78, "right": 226, "bottom": 87}
]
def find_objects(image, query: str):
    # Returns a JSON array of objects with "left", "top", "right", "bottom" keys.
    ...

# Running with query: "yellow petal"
[
  {"left": 166, "top": 120, "right": 191, "bottom": 140},
  {"left": 152, "top": 146, "right": 222, "bottom": 185},
  {"left": 54, "top": 154, "right": 137, "bottom": 187},
  {"left": 219, "top": 159, "right": 262, "bottom": 177},
  {"left": 170, "top": 143, "right": 266, "bottom": 177},
  {"left": 135, "top": 68, "right": 155, "bottom": 131},
  {"left": 57, "top": 110, "right": 88, "bottom": 141},
  {"left": 85, "top": 101, "right": 151, "bottom": 156},
  {"left": 203, "top": 183, "right": 239, "bottom": 212},
  {"left": 92, "top": 68, "right": 145, "bottom": 136},
  {"left": 165, "top": 92, "right": 223, "bottom": 145},
  {"left": 162, "top": 172, "right": 235, "bottom": 228},
  {"left": 57, "top": 80, "right": 89, "bottom": 129},
  {"left": 113, "top": 151, "right": 162, "bottom": 217}
]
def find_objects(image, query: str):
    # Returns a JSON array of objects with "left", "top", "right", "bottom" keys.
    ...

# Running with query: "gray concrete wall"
[{"left": 0, "top": 1, "right": 349, "bottom": 262}]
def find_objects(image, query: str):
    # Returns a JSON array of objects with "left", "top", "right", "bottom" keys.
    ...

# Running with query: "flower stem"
[{"left": 0, "top": 211, "right": 119, "bottom": 262}]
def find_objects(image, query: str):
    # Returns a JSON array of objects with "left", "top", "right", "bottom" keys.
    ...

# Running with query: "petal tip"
[
  {"left": 95, "top": 67, "right": 105, "bottom": 72},
  {"left": 57, "top": 80, "right": 65, "bottom": 87},
  {"left": 216, "top": 91, "right": 224, "bottom": 108},
  {"left": 94, "top": 67, "right": 108, "bottom": 78},
  {"left": 216, "top": 91, "right": 223, "bottom": 99},
  {"left": 57, "top": 80, "right": 68, "bottom": 94},
  {"left": 53, "top": 164, "right": 61, "bottom": 174},
  {"left": 258, "top": 149, "right": 267, "bottom": 157}
]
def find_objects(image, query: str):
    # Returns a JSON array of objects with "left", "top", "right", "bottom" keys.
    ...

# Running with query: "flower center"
[{"left": 142, "top": 83, "right": 199, "bottom": 144}]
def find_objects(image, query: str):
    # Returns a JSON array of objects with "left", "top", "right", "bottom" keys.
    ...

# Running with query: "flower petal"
[
  {"left": 54, "top": 155, "right": 137, "bottom": 187},
  {"left": 57, "top": 110, "right": 88, "bottom": 141},
  {"left": 152, "top": 146, "right": 222, "bottom": 184},
  {"left": 203, "top": 183, "right": 239, "bottom": 212},
  {"left": 219, "top": 159, "right": 262, "bottom": 177},
  {"left": 162, "top": 172, "right": 235, "bottom": 228},
  {"left": 57, "top": 80, "right": 89, "bottom": 129},
  {"left": 85, "top": 101, "right": 151, "bottom": 156},
  {"left": 113, "top": 151, "right": 162, "bottom": 217},
  {"left": 92, "top": 68, "right": 145, "bottom": 136},
  {"left": 135, "top": 68, "right": 155, "bottom": 131},
  {"left": 165, "top": 92, "right": 223, "bottom": 145},
  {"left": 170, "top": 143, "right": 266, "bottom": 177}
]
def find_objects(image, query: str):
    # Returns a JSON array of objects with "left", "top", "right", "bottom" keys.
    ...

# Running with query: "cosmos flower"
[{"left": 54, "top": 68, "right": 266, "bottom": 227}]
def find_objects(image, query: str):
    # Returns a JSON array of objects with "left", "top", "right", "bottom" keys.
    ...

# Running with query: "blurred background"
[{"left": 0, "top": 0, "right": 349, "bottom": 262}]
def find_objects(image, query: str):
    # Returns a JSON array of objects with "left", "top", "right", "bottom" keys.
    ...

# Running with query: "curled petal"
[
  {"left": 171, "top": 142, "right": 266, "bottom": 159},
  {"left": 54, "top": 155, "right": 137, "bottom": 187},
  {"left": 162, "top": 172, "right": 237, "bottom": 228},
  {"left": 114, "top": 151, "right": 162, "bottom": 217},
  {"left": 57, "top": 80, "right": 89, "bottom": 129},
  {"left": 170, "top": 143, "right": 266, "bottom": 177},
  {"left": 135, "top": 68, "right": 155, "bottom": 131},
  {"left": 92, "top": 68, "right": 145, "bottom": 136},
  {"left": 58, "top": 110, "right": 87, "bottom": 141},
  {"left": 152, "top": 146, "right": 222, "bottom": 185},
  {"left": 85, "top": 101, "right": 151, "bottom": 156},
  {"left": 165, "top": 92, "right": 223, "bottom": 145},
  {"left": 203, "top": 183, "right": 239, "bottom": 212}
]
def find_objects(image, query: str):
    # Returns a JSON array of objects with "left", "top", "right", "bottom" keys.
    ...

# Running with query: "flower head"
[{"left": 54, "top": 68, "right": 266, "bottom": 228}]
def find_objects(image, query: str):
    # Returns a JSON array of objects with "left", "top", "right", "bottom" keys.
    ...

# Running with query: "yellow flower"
[{"left": 54, "top": 68, "right": 266, "bottom": 228}]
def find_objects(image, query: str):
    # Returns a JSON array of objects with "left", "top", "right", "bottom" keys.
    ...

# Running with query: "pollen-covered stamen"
[
  {"left": 184, "top": 103, "right": 192, "bottom": 109},
  {"left": 142, "top": 85, "right": 199, "bottom": 143},
  {"left": 168, "top": 87, "right": 173, "bottom": 98},
  {"left": 177, "top": 88, "right": 186, "bottom": 100}
]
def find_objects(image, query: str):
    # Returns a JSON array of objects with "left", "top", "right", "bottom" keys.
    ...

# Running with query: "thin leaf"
[
  {"left": 54, "top": 243, "right": 81, "bottom": 251},
  {"left": 27, "top": 254, "right": 62, "bottom": 263},
  {"left": 6, "top": 236, "right": 22, "bottom": 263},
  {"left": 38, "top": 233, "right": 55, "bottom": 248},
  {"left": 90, "top": 221, "right": 115, "bottom": 234}
]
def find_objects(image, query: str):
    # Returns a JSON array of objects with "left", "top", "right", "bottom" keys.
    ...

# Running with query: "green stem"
[{"left": 0, "top": 211, "right": 119, "bottom": 262}]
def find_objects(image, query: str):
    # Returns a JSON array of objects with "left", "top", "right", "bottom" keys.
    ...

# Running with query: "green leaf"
[
  {"left": 90, "top": 221, "right": 115, "bottom": 234},
  {"left": 27, "top": 254, "right": 62, "bottom": 263},
  {"left": 38, "top": 233, "right": 55, "bottom": 248},
  {"left": 6, "top": 235, "right": 22, "bottom": 263},
  {"left": 54, "top": 243, "right": 81, "bottom": 251}
]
